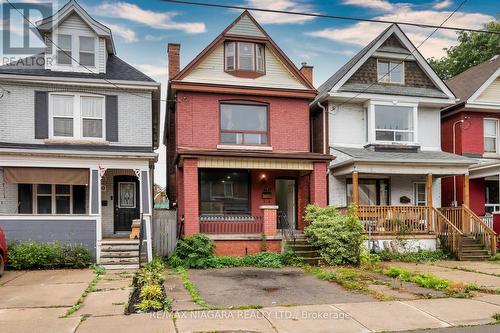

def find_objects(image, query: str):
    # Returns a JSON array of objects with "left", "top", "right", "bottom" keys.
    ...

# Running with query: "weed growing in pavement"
[
  {"left": 175, "top": 267, "right": 210, "bottom": 308},
  {"left": 61, "top": 267, "right": 105, "bottom": 318}
]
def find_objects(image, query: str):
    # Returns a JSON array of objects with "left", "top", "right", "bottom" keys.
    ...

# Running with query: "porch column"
[
  {"left": 183, "top": 158, "right": 199, "bottom": 236},
  {"left": 89, "top": 168, "right": 102, "bottom": 262},
  {"left": 260, "top": 205, "right": 278, "bottom": 236},
  {"left": 310, "top": 162, "right": 327, "bottom": 207},
  {"left": 463, "top": 173, "right": 470, "bottom": 234},
  {"left": 352, "top": 171, "right": 359, "bottom": 207},
  {"left": 426, "top": 174, "right": 433, "bottom": 230}
]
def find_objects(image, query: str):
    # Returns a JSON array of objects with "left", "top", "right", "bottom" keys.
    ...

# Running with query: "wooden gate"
[{"left": 152, "top": 209, "right": 177, "bottom": 257}]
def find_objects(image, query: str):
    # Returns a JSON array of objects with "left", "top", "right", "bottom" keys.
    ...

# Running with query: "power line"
[
  {"left": 332, "top": 0, "right": 468, "bottom": 112},
  {"left": 160, "top": 0, "right": 499, "bottom": 35},
  {"left": 4, "top": 0, "right": 174, "bottom": 104}
]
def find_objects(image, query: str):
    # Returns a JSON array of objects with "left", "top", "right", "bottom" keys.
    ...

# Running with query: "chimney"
[
  {"left": 168, "top": 43, "right": 181, "bottom": 80},
  {"left": 299, "top": 62, "right": 313, "bottom": 86}
]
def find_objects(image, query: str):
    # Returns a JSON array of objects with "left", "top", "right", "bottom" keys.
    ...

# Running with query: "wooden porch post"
[
  {"left": 426, "top": 174, "right": 433, "bottom": 230},
  {"left": 352, "top": 171, "right": 359, "bottom": 208},
  {"left": 463, "top": 174, "right": 470, "bottom": 233}
]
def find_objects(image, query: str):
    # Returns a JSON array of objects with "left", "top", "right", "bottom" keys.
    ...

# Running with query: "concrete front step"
[
  {"left": 293, "top": 250, "right": 319, "bottom": 258},
  {"left": 100, "top": 251, "right": 139, "bottom": 258},
  {"left": 102, "top": 263, "right": 140, "bottom": 270},
  {"left": 100, "top": 257, "right": 139, "bottom": 265},
  {"left": 301, "top": 257, "right": 322, "bottom": 265},
  {"left": 287, "top": 244, "right": 315, "bottom": 252},
  {"left": 101, "top": 245, "right": 139, "bottom": 252}
]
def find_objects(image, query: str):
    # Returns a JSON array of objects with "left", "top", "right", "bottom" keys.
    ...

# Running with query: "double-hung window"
[
  {"left": 374, "top": 104, "right": 415, "bottom": 143},
  {"left": 414, "top": 183, "right": 426, "bottom": 206},
  {"left": 484, "top": 119, "right": 498, "bottom": 154},
  {"left": 79, "top": 36, "right": 95, "bottom": 67},
  {"left": 50, "top": 93, "right": 105, "bottom": 140},
  {"left": 225, "top": 42, "right": 265, "bottom": 73},
  {"left": 57, "top": 34, "right": 72, "bottom": 65},
  {"left": 55, "top": 34, "right": 96, "bottom": 68},
  {"left": 220, "top": 103, "right": 268, "bottom": 145},
  {"left": 377, "top": 60, "right": 404, "bottom": 84}
]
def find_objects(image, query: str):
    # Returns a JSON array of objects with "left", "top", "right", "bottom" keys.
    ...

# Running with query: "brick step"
[
  {"left": 101, "top": 245, "right": 139, "bottom": 252},
  {"left": 100, "top": 251, "right": 139, "bottom": 258},
  {"left": 293, "top": 250, "right": 319, "bottom": 258},
  {"left": 100, "top": 257, "right": 139, "bottom": 265}
]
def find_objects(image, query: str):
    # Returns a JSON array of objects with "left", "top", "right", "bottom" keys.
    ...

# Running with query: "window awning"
[{"left": 4, "top": 167, "right": 89, "bottom": 185}]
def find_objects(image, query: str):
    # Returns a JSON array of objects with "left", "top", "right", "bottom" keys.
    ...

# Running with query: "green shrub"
[
  {"left": 490, "top": 253, "right": 500, "bottom": 261},
  {"left": 304, "top": 205, "right": 366, "bottom": 265},
  {"left": 378, "top": 250, "right": 448, "bottom": 263},
  {"left": 137, "top": 258, "right": 166, "bottom": 286},
  {"left": 242, "top": 252, "right": 284, "bottom": 268},
  {"left": 359, "top": 247, "right": 381, "bottom": 269},
  {"left": 383, "top": 267, "right": 451, "bottom": 291},
  {"left": 168, "top": 234, "right": 214, "bottom": 268},
  {"left": 8, "top": 241, "right": 92, "bottom": 269}
]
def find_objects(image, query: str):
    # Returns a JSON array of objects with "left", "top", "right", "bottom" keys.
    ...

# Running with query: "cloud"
[
  {"left": 243, "top": 0, "right": 316, "bottom": 25},
  {"left": 102, "top": 22, "right": 138, "bottom": 43},
  {"left": 306, "top": 4, "right": 494, "bottom": 58},
  {"left": 433, "top": 0, "right": 453, "bottom": 10},
  {"left": 134, "top": 64, "right": 168, "bottom": 79},
  {"left": 145, "top": 34, "right": 167, "bottom": 42},
  {"left": 96, "top": 2, "right": 206, "bottom": 34},
  {"left": 342, "top": 0, "right": 395, "bottom": 11}
]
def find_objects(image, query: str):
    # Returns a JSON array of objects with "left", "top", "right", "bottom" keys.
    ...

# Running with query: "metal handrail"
[{"left": 278, "top": 211, "right": 296, "bottom": 244}]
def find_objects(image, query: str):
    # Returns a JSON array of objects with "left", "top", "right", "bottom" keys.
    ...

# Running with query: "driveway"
[{"left": 188, "top": 267, "right": 375, "bottom": 307}]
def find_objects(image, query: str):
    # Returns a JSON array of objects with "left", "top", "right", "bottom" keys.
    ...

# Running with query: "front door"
[
  {"left": 276, "top": 179, "right": 296, "bottom": 229},
  {"left": 113, "top": 175, "right": 140, "bottom": 232}
]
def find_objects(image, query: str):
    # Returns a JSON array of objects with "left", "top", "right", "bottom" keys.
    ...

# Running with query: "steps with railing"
[{"left": 283, "top": 233, "right": 322, "bottom": 265}]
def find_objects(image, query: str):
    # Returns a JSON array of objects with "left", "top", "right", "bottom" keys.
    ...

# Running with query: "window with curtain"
[
  {"left": 199, "top": 170, "right": 249, "bottom": 215},
  {"left": 225, "top": 42, "right": 235, "bottom": 71},
  {"left": 17, "top": 184, "right": 87, "bottom": 215},
  {"left": 485, "top": 179, "right": 500, "bottom": 214},
  {"left": 224, "top": 42, "right": 265, "bottom": 73},
  {"left": 377, "top": 60, "right": 404, "bottom": 84},
  {"left": 414, "top": 183, "right": 426, "bottom": 206},
  {"left": 79, "top": 36, "right": 95, "bottom": 67},
  {"left": 50, "top": 93, "right": 105, "bottom": 140},
  {"left": 347, "top": 179, "right": 389, "bottom": 205},
  {"left": 52, "top": 94, "right": 74, "bottom": 137},
  {"left": 57, "top": 34, "right": 72, "bottom": 65},
  {"left": 484, "top": 119, "right": 498, "bottom": 153},
  {"left": 375, "top": 105, "right": 414, "bottom": 142},
  {"left": 220, "top": 103, "right": 268, "bottom": 145}
]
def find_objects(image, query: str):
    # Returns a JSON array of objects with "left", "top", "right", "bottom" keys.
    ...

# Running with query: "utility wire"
[
  {"left": 160, "top": 0, "right": 499, "bottom": 35},
  {"left": 332, "top": 0, "right": 468, "bottom": 112},
  {"left": 4, "top": 0, "right": 174, "bottom": 103}
]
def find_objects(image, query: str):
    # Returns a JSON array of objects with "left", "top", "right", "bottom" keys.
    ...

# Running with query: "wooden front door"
[{"left": 113, "top": 175, "right": 140, "bottom": 232}]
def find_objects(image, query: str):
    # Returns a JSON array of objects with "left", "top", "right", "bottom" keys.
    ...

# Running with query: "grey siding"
[
  {"left": 0, "top": 219, "right": 97, "bottom": 259},
  {"left": 0, "top": 83, "right": 152, "bottom": 147},
  {"left": 34, "top": 91, "right": 49, "bottom": 139},
  {"left": 141, "top": 170, "right": 150, "bottom": 214},
  {"left": 91, "top": 170, "right": 99, "bottom": 214},
  {"left": 105, "top": 95, "right": 119, "bottom": 142}
]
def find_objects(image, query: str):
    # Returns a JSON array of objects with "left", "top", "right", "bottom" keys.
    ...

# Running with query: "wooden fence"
[{"left": 152, "top": 209, "right": 177, "bottom": 257}]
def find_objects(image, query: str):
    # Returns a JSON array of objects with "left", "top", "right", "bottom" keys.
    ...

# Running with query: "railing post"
[
  {"left": 260, "top": 205, "right": 278, "bottom": 236},
  {"left": 352, "top": 171, "right": 359, "bottom": 216},
  {"left": 426, "top": 174, "right": 433, "bottom": 231}
]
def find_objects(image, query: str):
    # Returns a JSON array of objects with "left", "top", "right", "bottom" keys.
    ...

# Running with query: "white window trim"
[
  {"left": 33, "top": 184, "right": 80, "bottom": 215},
  {"left": 237, "top": 42, "right": 256, "bottom": 71},
  {"left": 367, "top": 100, "right": 418, "bottom": 145},
  {"left": 413, "top": 182, "right": 427, "bottom": 206},
  {"left": 376, "top": 59, "right": 405, "bottom": 85},
  {"left": 52, "top": 29, "right": 98, "bottom": 72},
  {"left": 56, "top": 34, "right": 73, "bottom": 67},
  {"left": 49, "top": 92, "right": 106, "bottom": 141},
  {"left": 225, "top": 41, "right": 236, "bottom": 71},
  {"left": 79, "top": 36, "right": 96, "bottom": 67},
  {"left": 483, "top": 118, "right": 499, "bottom": 154}
]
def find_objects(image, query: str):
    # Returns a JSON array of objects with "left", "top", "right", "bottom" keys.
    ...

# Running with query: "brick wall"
[
  {"left": 470, "top": 178, "right": 485, "bottom": 216},
  {"left": 213, "top": 239, "right": 282, "bottom": 256},
  {"left": 175, "top": 91, "right": 310, "bottom": 152},
  {"left": 182, "top": 158, "right": 199, "bottom": 235},
  {"left": 310, "top": 162, "right": 327, "bottom": 207}
]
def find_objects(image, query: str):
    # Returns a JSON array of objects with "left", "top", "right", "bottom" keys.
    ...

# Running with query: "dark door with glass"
[
  {"left": 276, "top": 179, "right": 296, "bottom": 229},
  {"left": 114, "top": 175, "right": 140, "bottom": 232}
]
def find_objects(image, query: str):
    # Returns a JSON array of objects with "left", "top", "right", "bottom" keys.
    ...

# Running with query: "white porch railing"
[{"left": 481, "top": 215, "right": 494, "bottom": 229}]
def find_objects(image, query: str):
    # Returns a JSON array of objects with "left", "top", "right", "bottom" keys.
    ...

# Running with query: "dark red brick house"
[
  {"left": 165, "top": 11, "right": 331, "bottom": 255},
  {"left": 441, "top": 56, "right": 500, "bottom": 224}
]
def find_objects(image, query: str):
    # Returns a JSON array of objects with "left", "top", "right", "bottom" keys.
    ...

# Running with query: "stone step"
[
  {"left": 287, "top": 244, "right": 315, "bottom": 252},
  {"left": 100, "top": 257, "right": 139, "bottom": 265},
  {"left": 101, "top": 245, "right": 139, "bottom": 252},
  {"left": 293, "top": 250, "right": 319, "bottom": 258},
  {"left": 100, "top": 251, "right": 139, "bottom": 258}
]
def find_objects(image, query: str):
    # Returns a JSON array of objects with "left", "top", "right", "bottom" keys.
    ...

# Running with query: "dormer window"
[
  {"left": 377, "top": 59, "right": 404, "bottom": 84},
  {"left": 79, "top": 36, "right": 95, "bottom": 67},
  {"left": 57, "top": 34, "right": 72, "bottom": 65},
  {"left": 225, "top": 41, "right": 265, "bottom": 75}
]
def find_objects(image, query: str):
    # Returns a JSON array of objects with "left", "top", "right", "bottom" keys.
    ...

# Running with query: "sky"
[{"left": 0, "top": 0, "right": 498, "bottom": 189}]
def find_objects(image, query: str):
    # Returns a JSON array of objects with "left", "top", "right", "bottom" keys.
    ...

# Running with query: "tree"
[{"left": 428, "top": 20, "right": 500, "bottom": 80}]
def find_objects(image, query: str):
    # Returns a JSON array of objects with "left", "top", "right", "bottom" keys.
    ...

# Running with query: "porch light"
[{"left": 260, "top": 173, "right": 267, "bottom": 180}]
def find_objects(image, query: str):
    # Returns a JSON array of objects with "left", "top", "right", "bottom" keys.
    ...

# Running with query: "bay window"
[
  {"left": 374, "top": 104, "right": 415, "bottom": 143},
  {"left": 225, "top": 41, "right": 265, "bottom": 73},
  {"left": 377, "top": 59, "right": 404, "bottom": 84},
  {"left": 220, "top": 103, "right": 268, "bottom": 145},
  {"left": 484, "top": 119, "right": 498, "bottom": 154},
  {"left": 50, "top": 93, "right": 105, "bottom": 140},
  {"left": 199, "top": 170, "right": 250, "bottom": 215},
  {"left": 18, "top": 184, "right": 87, "bottom": 215}
]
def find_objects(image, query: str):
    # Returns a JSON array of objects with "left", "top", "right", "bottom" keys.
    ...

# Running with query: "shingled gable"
[
  {"left": 314, "top": 24, "right": 455, "bottom": 104},
  {"left": 171, "top": 10, "right": 316, "bottom": 94}
]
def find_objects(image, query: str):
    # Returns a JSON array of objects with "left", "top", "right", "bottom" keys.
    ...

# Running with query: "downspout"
[
  {"left": 452, "top": 119, "right": 465, "bottom": 205},
  {"left": 317, "top": 102, "right": 327, "bottom": 155}
]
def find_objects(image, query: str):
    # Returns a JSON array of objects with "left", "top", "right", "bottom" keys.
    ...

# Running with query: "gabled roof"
[
  {"left": 37, "top": 0, "right": 115, "bottom": 54},
  {"left": 446, "top": 55, "right": 500, "bottom": 103},
  {"left": 171, "top": 10, "right": 315, "bottom": 92},
  {"left": 313, "top": 24, "right": 455, "bottom": 104}
]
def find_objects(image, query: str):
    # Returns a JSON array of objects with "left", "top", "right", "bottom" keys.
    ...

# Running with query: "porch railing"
[
  {"left": 432, "top": 207, "right": 463, "bottom": 258},
  {"left": 481, "top": 215, "right": 494, "bottom": 229},
  {"left": 199, "top": 215, "right": 263, "bottom": 234},
  {"left": 357, "top": 205, "right": 431, "bottom": 234}
]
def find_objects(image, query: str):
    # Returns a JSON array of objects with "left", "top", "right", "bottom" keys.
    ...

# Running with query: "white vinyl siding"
[
  {"left": 477, "top": 78, "right": 500, "bottom": 103},
  {"left": 226, "top": 15, "right": 265, "bottom": 37},
  {"left": 182, "top": 44, "right": 308, "bottom": 90}
]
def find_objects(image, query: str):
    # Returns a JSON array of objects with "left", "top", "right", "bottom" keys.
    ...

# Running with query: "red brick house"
[
  {"left": 165, "top": 11, "right": 331, "bottom": 255},
  {"left": 441, "top": 56, "right": 500, "bottom": 224}
]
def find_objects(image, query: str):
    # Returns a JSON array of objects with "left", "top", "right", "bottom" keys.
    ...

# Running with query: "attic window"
[
  {"left": 79, "top": 36, "right": 95, "bottom": 67},
  {"left": 57, "top": 34, "right": 72, "bottom": 65},
  {"left": 225, "top": 41, "right": 265, "bottom": 74},
  {"left": 377, "top": 60, "right": 404, "bottom": 84}
]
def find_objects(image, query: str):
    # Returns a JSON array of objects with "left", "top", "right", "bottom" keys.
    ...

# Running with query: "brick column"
[
  {"left": 260, "top": 205, "right": 278, "bottom": 236},
  {"left": 182, "top": 158, "right": 199, "bottom": 235},
  {"left": 310, "top": 162, "right": 327, "bottom": 207}
]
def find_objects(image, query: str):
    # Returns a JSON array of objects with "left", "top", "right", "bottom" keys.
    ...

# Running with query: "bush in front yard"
[
  {"left": 168, "top": 234, "right": 214, "bottom": 269},
  {"left": 304, "top": 205, "right": 366, "bottom": 265},
  {"left": 8, "top": 241, "right": 92, "bottom": 269}
]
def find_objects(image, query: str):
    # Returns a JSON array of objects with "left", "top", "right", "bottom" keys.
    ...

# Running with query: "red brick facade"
[{"left": 214, "top": 240, "right": 282, "bottom": 256}]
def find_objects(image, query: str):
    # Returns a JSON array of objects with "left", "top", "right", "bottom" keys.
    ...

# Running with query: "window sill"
[
  {"left": 482, "top": 153, "right": 500, "bottom": 159},
  {"left": 225, "top": 70, "right": 265, "bottom": 79},
  {"left": 45, "top": 139, "right": 109, "bottom": 146},
  {"left": 217, "top": 144, "right": 272, "bottom": 151}
]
